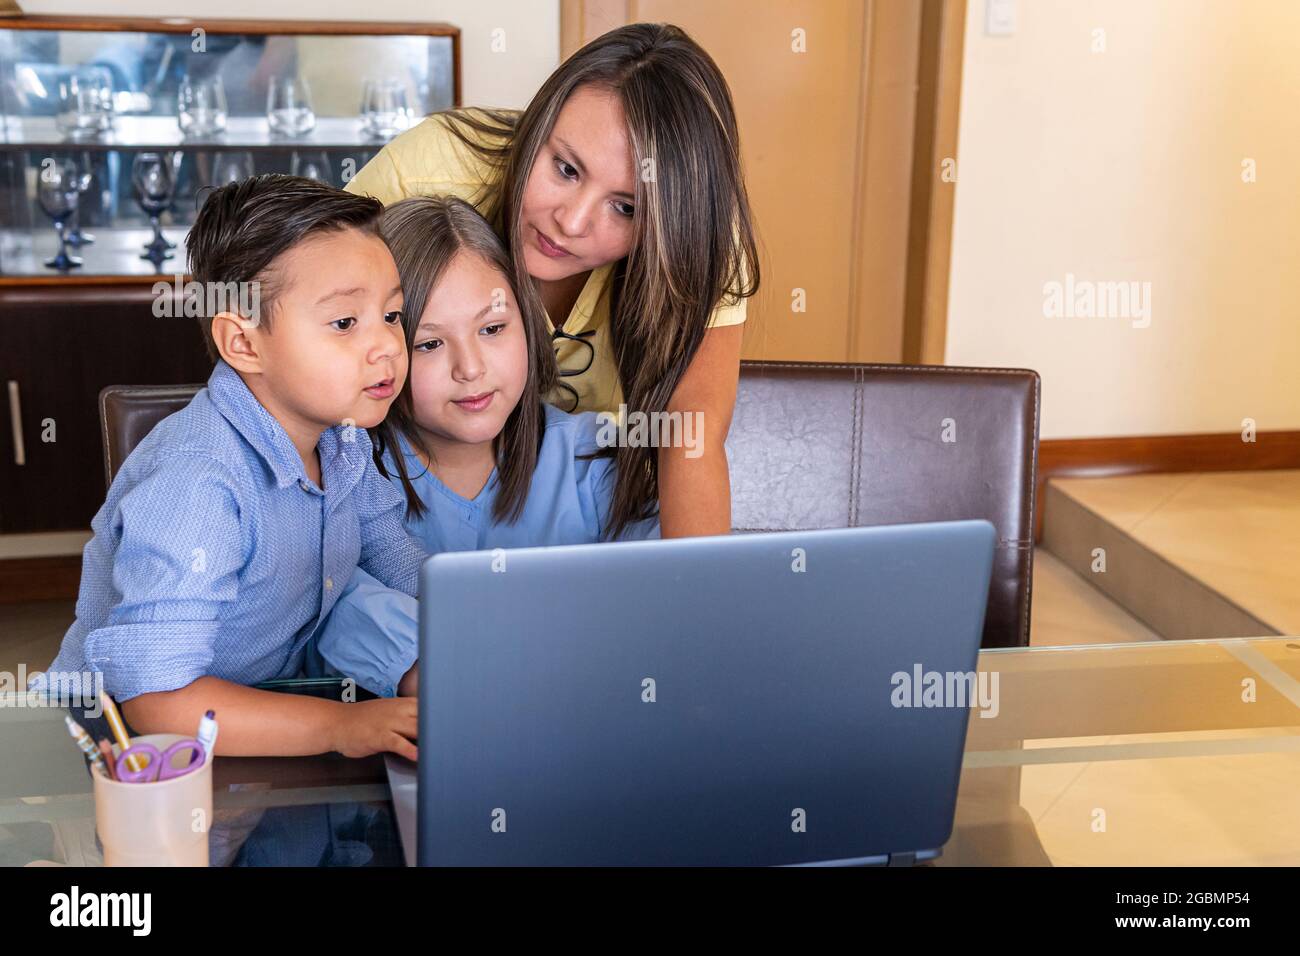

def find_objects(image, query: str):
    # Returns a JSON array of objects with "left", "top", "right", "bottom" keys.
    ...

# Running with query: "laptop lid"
[{"left": 417, "top": 520, "right": 996, "bottom": 866}]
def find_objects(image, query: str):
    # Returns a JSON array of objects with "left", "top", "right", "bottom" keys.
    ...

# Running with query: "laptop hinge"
[{"left": 886, "top": 851, "right": 917, "bottom": 867}]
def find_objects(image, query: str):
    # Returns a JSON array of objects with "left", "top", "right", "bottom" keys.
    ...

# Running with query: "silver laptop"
[{"left": 387, "top": 520, "right": 996, "bottom": 866}]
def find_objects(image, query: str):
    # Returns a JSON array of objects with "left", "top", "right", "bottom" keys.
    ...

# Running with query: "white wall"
[
  {"left": 946, "top": 0, "right": 1300, "bottom": 439},
  {"left": 19, "top": 0, "right": 560, "bottom": 109}
]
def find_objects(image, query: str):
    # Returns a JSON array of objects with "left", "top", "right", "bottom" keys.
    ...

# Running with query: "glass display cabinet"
[
  {"left": 0, "top": 15, "right": 459, "bottom": 279},
  {"left": 0, "top": 16, "right": 460, "bottom": 536}
]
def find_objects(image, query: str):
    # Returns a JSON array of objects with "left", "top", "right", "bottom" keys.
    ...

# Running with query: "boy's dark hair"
[{"left": 186, "top": 174, "right": 385, "bottom": 362}]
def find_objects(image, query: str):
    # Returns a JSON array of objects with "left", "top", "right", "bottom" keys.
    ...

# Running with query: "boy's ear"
[{"left": 211, "top": 310, "right": 264, "bottom": 375}]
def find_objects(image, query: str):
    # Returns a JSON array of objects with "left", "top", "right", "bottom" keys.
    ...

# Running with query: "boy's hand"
[
  {"left": 331, "top": 697, "right": 419, "bottom": 762},
  {"left": 121, "top": 676, "right": 418, "bottom": 759}
]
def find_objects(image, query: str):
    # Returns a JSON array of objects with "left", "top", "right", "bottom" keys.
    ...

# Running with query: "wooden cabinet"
[{"left": 0, "top": 285, "right": 212, "bottom": 532}]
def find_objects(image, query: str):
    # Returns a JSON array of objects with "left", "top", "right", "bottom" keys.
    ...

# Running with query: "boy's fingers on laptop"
[
  {"left": 385, "top": 698, "right": 419, "bottom": 742},
  {"left": 333, "top": 698, "right": 418, "bottom": 759},
  {"left": 389, "top": 734, "right": 418, "bottom": 763}
]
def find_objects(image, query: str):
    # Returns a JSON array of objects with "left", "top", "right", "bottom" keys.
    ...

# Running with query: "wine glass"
[
  {"left": 211, "top": 151, "right": 255, "bottom": 187},
  {"left": 55, "top": 66, "right": 114, "bottom": 139},
  {"left": 132, "top": 152, "right": 177, "bottom": 265},
  {"left": 290, "top": 150, "right": 331, "bottom": 183},
  {"left": 37, "top": 158, "right": 83, "bottom": 270},
  {"left": 177, "top": 74, "right": 228, "bottom": 138},
  {"left": 65, "top": 152, "right": 96, "bottom": 247},
  {"left": 267, "top": 76, "right": 316, "bottom": 137},
  {"left": 359, "top": 78, "right": 411, "bottom": 139}
]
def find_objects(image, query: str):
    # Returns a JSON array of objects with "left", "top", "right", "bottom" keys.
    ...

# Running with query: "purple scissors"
[{"left": 115, "top": 738, "right": 206, "bottom": 783}]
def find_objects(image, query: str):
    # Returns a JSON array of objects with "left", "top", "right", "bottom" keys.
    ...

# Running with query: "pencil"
[
  {"left": 99, "top": 691, "right": 142, "bottom": 773},
  {"left": 97, "top": 739, "right": 118, "bottom": 781},
  {"left": 63, "top": 715, "right": 107, "bottom": 778}
]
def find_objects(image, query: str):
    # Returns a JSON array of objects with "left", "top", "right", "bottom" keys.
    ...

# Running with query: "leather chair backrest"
[
  {"left": 100, "top": 360, "right": 1039, "bottom": 647},
  {"left": 98, "top": 384, "right": 202, "bottom": 491},
  {"left": 726, "top": 362, "right": 1039, "bottom": 648}
]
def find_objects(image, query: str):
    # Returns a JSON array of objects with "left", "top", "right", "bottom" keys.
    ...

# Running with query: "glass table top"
[{"left": 3, "top": 636, "right": 1298, "bottom": 866}]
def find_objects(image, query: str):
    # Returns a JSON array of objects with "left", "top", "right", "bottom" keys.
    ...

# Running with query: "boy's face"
[
  {"left": 247, "top": 227, "right": 407, "bottom": 434},
  {"left": 408, "top": 250, "right": 528, "bottom": 452}
]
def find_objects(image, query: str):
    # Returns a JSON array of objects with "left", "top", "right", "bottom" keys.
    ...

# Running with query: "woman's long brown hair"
[
  {"left": 372, "top": 196, "right": 556, "bottom": 524},
  {"left": 436, "top": 22, "right": 760, "bottom": 538}
]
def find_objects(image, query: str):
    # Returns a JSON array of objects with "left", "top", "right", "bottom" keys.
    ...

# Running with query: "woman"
[{"left": 345, "top": 22, "right": 759, "bottom": 539}]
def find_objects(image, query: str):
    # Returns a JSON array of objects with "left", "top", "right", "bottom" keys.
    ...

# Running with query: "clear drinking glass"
[
  {"left": 359, "top": 78, "right": 412, "bottom": 138},
  {"left": 37, "top": 158, "right": 84, "bottom": 270},
  {"left": 211, "top": 151, "right": 255, "bottom": 187},
  {"left": 65, "top": 152, "right": 96, "bottom": 247},
  {"left": 177, "top": 74, "right": 228, "bottom": 137},
  {"left": 267, "top": 76, "right": 316, "bottom": 136},
  {"left": 290, "top": 151, "right": 331, "bottom": 184},
  {"left": 131, "top": 152, "right": 178, "bottom": 265},
  {"left": 55, "top": 66, "right": 114, "bottom": 138}
]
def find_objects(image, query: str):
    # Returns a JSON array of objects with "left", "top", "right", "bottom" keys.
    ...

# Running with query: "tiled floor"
[
  {"left": 1024, "top": 469, "right": 1300, "bottom": 865},
  {"left": 1051, "top": 470, "right": 1300, "bottom": 637},
  {"left": 1018, "top": 729, "right": 1300, "bottom": 866},
  {"left": 1028, "top": 550, "right": 1160, "bottom": 646}
]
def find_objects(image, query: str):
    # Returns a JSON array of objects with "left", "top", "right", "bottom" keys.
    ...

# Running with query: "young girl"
[
  {"left": 346, "top": 22, "right": 760, "bottom": 540},
  {"left": 309, "top": 195, "right": 657, "bottom": 698}
]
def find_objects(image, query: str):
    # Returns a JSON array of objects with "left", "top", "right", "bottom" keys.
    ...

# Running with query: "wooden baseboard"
[
  {"left": 0, "top": 556, "right": 82, "bottom": 603},
  {"left": 1035, "top": 429, "right": 1300, "bottom": 541}
]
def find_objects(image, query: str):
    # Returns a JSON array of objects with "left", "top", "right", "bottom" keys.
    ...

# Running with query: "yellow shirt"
[{"left": 344, "top": 111, "right": 747, "bottom": 415}]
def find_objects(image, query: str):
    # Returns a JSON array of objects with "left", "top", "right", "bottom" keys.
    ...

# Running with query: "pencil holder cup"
[{"left": 93, "top": 733, "right": 213, "bottom": 866}]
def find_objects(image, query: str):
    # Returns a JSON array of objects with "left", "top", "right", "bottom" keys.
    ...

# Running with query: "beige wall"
[
  {"left": 945, "top": 0, "right": 1300, "bottom": 440},
  {"left": 18, "top": 0, "right": 560, "bottom": 108}
]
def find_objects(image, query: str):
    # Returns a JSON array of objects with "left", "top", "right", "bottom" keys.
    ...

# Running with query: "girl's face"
[
  {"left": 408, "top": 250, "right": 529, "bottom": 452},
  {"left": 519, "top": 84, "right": 638, "bottom": 282}
]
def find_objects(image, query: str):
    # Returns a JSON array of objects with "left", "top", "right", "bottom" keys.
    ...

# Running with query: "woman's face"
[
  {"left": 519, "top": 84, "right": 638, "bottom": 282},
  {"left": 407, "top": 251, "right": 529, "bottom": 451}
]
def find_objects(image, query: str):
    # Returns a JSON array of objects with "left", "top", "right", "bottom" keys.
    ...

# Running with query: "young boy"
[{"left": 37, "top": 175, "right": 424, "bottom": 761}]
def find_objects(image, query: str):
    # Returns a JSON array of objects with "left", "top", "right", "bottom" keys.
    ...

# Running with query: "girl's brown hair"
[
  {"left": 437, "top": 22, "right": 761, "bottom": 537},
  {"left": 372, "top": 196, "right": 557, "bottom": 524}
]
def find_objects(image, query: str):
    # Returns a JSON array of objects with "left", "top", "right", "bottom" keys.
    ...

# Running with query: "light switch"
[{"left": 986, "top": 0, "right": 1016, "bottom": 36}]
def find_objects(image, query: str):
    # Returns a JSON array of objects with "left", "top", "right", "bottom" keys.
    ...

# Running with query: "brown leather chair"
[
  {"left": 728, "top": 362, "right": 1039, "bottom": 648},
  {"left": 99, "top": 360, "right": 1039, "bottom": 648},
  {"left": 98, "top": 384, "right": 204, "bottom": 492}
]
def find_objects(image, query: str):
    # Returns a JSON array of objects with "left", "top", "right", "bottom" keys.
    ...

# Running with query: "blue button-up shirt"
[
  {"left": 39, "top": 359, "right": 427, "bottom": 702},
  {"left": 310, "top": 404, "right": 659, "bottom": 696}
]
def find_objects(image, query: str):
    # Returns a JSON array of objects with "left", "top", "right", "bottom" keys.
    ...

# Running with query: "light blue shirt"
[
  {"left": 311, "top": 404, "right": 659, "bottom": 696},
  {"left": 37, "top": 359, "right": 427, "bottom": 702}
]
